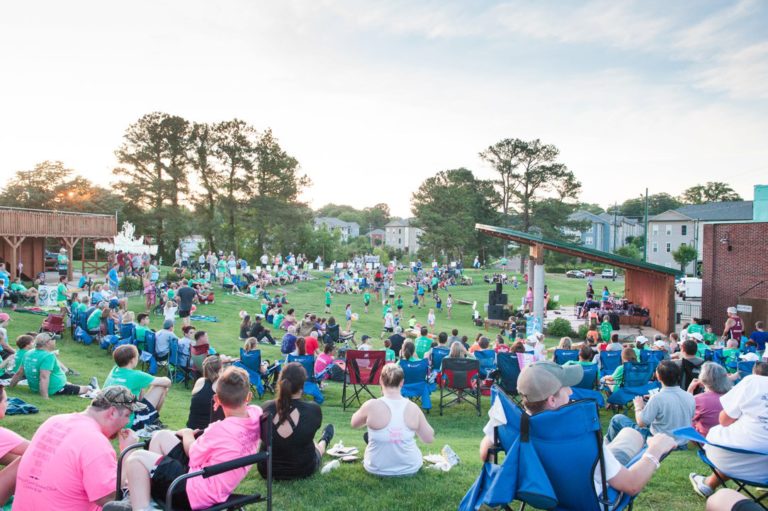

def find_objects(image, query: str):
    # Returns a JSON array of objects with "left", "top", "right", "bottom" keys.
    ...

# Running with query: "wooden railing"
[{"left": 0, "top": 208, "right": 117, "bottom": 238}]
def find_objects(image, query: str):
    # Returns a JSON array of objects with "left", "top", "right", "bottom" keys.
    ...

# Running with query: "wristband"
[{"left": 642, "top": 452, "right": 660, "bottom": 469}]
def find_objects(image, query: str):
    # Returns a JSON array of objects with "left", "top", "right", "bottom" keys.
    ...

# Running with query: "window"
[
  {"left": 398, "top": 238, "right": 401, "bottom": 245},
  {"left": 681, "top": 225, "right": 687, "bottom": 236},
  {"left": 666, "top": 242, "right": 671, "bottom": 252},
  {"left": 665, "top": 224, "right": 672, "bottom": 235},
  {"left": 652, "top": 242, "right": 658, "bottom": 253},
  {"left": 652, "top": 225, "right": 659, "bottom": 236},
  {"left": 585, "top": 236, "right": 593, "bottom": 245}
]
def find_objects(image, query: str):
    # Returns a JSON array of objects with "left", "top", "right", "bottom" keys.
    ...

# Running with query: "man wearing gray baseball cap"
[{"left": 479, "top": 361, "right": 677, "bottom": 498}]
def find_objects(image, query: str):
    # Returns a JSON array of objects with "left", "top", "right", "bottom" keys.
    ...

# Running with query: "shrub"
[
  {"left": 546, "top": 299, "right": 560, "bottom": 310},
  {"left": 165, "top": 271, "right": 183, "bottom": 283},
  {"left": 577, "top": 323, "right": 589, "bottom": 340},
  {"left": 546, "top": 317, "right": 576, "bottom": 338},
  {"left": 119, "top": 276, "right": 143, "bottom": 292}
]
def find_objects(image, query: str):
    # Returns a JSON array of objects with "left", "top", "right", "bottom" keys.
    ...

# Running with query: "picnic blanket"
[
  {"left": 6, "top": 397, "right": 39, "bottom": 415},
  {"left": 190, "top": 315, "right": 219, "bottom": 322},
  {"left": 13, "top": 308, "right": 51, "bottom": 316}
]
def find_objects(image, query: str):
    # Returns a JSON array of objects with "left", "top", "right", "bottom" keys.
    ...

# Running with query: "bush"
[
  {"left": 577, "top": 323, "right": 589, "bottom": 340},
  {"left": 546, "top": 299, "right": 560, "bottom": 310},
  {"left": 544, "top": 265, "right": 568, "bottom": 274},
  {"left": 119, "top": 276, "right": 143, "bottom": 292},
  {"left": 165, "top": 271, "right": 183, "bottom": 283},
  {"left": 546, "top": 317, "right": 576, "bottom": 338}
]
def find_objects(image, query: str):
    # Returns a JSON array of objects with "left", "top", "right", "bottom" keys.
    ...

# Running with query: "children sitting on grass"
[{"left": 116, "top": 367, "right": 263, "bottom": 510}]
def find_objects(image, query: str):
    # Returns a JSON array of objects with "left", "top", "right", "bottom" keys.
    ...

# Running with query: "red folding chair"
[
  {"left": 342, "top": 350, "right": 386, "bottom": 410},
  {"left": 40, "top": 313, "right": 65, "bottom": 337},
  {"left": 439, "top": 357, "right": 481, "bottom": 416}
]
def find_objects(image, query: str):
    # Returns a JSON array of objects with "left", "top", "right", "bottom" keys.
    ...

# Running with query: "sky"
[{"left": 1, "top": 0, "right": 767, "bottom": 218}]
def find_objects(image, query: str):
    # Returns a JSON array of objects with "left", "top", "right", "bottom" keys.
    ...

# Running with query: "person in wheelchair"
[
  {"left": 479, "top": 362, "right": 678, "bottom": 497},
  {"left": 118, "top": 367, "right": 263, "bottom": 510}
]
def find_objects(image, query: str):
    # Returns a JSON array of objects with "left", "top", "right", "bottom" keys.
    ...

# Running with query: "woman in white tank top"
[{"left": 351, "top": 363, "right": 434, "bottom": 476}]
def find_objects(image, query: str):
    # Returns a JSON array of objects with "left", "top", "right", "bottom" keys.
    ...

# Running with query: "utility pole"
[
  {"left": 642, "top": 188, "right": 649, "bottom": 262},
  {"left": 613, "top": 202, "right": 618, "bottom": 253}
]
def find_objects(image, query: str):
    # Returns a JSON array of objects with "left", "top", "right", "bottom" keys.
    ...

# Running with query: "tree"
[
  {"left": 615, "top": 244, "right": 642, "bottom": 260},
  {"left": 411, "top": 168, "right": 500, "bottom": 262},
  {"left": 577, "top": 202, "right": 605, "bottom": 215},
  {"left": 672, "top": 244, "right": 698, "bottom": 273},
  {"left": 681, "top": 182, "right": 742, "bottom": 204},
  {"left": 618, "top": 193, "right": 682, "bottom": 218},
  {"left": 113, "top": 112, "right": 191, "bottom": 258},
  {"left": 188, "top": 122, "right": 222, "bottom": 252},
  {"left": 362, "top": 203, "right": 391, "bottom": 231}
]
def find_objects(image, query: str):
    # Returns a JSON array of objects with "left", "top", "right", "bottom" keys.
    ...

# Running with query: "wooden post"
[
  {"left": 2, "top": 236, "right": 26, "bottom": 280},
  {"left": 61, "top": 237, "right": 81, "bottom": 282}
]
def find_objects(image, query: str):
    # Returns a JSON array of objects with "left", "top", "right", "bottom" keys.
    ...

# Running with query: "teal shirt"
[{"left": 23, "top": 349, "right": 66, "bottom": 395}]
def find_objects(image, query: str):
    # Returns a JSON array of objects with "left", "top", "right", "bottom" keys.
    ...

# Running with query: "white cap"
[
  {"left": 690, "top": 332, "right": 703, "bottom": 341},
  {"left": 740, "top": 352, "right": 759, "bottom": 362},
  {"left": 636, "top": 336, "right": 649, "bottom": 344},
  {"left": 654, "top": 340, "right": 667, "bottom": 349},
  {"left": 727, "top": 307, "right": 737, "bottom": 315}
]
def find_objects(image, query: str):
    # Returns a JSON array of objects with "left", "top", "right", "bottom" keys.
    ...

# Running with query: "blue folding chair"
[
  {"left": 106, "top": 318, "right": 117, "bottom": 336},
  {"left": 141, "top": 331, "right": 157, "bottom": 373},
  {"left": 554, "top": 349, "right": 579, "bottom": 365},
  {"left": 737, "top": 360, "right": 756, "bottom": 381},
  {"left": 570, "top": 364, "right": 604, "bottom": 407},
  {"left": 430, "top": 346, "right": 450, "bottom": 383},
  {"left": 235, "top": 348, "right": 265, "bottom": 398},
  {"left": 286, "top": 354, "right": 324, "bottom": 404},
  {"left": 674, "top": 426, "right": 768, "bottom": 509},
  {"left": 606, "top": 362, "right": 660, "bottom": 407},
  {"left": 496, "top": 352, "right": 522, "bottom": 401},
  {"left": 399, "top": 358, "right": 434, "bottom": 411},
  {"left": 474, "top": 349, "right": 497, "bottom": 378},
  {"left": 119, "top": 323, "right": 136, "bottom": 345},
  {"left": 461, "top": 386, "right": 641, "bottom": 511},
  {"left": 639, "top": 350, "right": 666, "bottom": 375},
  {"left": 599, "top": 351, "right": 622, "bottom": 378}
]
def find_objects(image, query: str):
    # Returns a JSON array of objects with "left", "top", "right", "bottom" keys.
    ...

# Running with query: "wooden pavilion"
[{"left": 0, "top": 207, "right": 117, "bottom": 281}]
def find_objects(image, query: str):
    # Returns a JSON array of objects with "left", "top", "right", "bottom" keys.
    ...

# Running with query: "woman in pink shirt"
[
  {"left": 0, "top": 385, "right": 29, "bottom": 505},
  {"left": 687, "top": 362, "right": 732, "bottom": 435},
  {"left": 121, "top": 367, "right": 262, "bottom": 510},
  {"left": 314, "top": 343, "right": 336, "bottom": 380}
]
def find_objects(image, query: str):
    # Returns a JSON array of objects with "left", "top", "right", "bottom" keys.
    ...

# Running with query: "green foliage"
[
  {"left": 316, "top": 203, "right": 391, "bottom": 231},
  {"left": 546, "top": 299, "right": 560, "bottom": 310},
  {"left": 411, "top": 168, "right": 501, "bottom": 261},
  {"left": 165, "top": 271, "right": 183, "bottom": 283},
  {"left": 615, "top": 244, "right": 642, "bottom": 260},
  {"left": 577, "top": 323, "right": 590, "bottom": 339},
  {"left": 619, "top": 193, "right": 682, "bottom": 218},
  {"left": 118, "top": 276, "right": 144, "bottom": 292},
  {"left": 681, "top": 182, "right": 742, "bottom": 204},
  {"left": 546, "top": 317, "right": 576, "bottom": 337},
  {"left": 672, "top": 244, "right": 698, "bottom": 272}
]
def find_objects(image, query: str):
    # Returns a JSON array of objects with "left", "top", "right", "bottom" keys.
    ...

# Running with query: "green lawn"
[{"left": 2, "top": 270, "right": 709, "bottom": 510}]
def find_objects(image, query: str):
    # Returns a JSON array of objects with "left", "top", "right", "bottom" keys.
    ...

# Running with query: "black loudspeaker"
[
  {"left": 488, "top": 305, "right": 506, "bottom": 320},
  {"left": 496, "top": 283, "right": 503, "bottom": 294},
  {"left": 496, "top": 293, "right": 508, "bottom": 305},
  {"left": 489, "top": 291, "right": 498, "bottom": 304}
]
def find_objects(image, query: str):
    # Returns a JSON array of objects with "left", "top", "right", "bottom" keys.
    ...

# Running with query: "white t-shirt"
[
  {"left": 706, "top": 374, "right": 768, "bottom": 452},
  {"left": 593, "top": 446, "right": 622, "bottom": 498}
]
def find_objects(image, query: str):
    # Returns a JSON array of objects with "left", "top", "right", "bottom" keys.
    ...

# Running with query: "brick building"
[{"left": 701, "top": 222, "right": 768, "bottom": 334}]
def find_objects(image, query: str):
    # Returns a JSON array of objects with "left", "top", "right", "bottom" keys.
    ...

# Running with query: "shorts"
[
  {"left": 733, "top": 500, "right": 763, "bottom": 511},
  {"left": 178, "top": 309, "right": 191, "bottom": 318},
  {"left": 364, "top": 301, "right": 370, "bottom": 307},
  {"left": 131, "top": 399, "right": 159, "bottom": 430},
  {"left": 151, "top": 443, "right": 192, "bottom": 509},
  {"left": 383, "top": 327, "right": 394, "bottom": 333},
  {"left": 54, "top": 383, "right": 82, "bottom": 396}
]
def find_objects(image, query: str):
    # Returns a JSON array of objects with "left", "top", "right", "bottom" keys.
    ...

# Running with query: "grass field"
[{"left": 2, "top": 270, "right": 710, "bottom": 510}]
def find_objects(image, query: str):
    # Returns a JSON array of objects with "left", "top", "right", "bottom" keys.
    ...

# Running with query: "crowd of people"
[{"left": 0, "top": 251, "right": 765, "bottom": 511}]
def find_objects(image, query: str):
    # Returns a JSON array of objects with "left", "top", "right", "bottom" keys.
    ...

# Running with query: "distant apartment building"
[
  {"left": 313, "top": 217, "right": 360, "bottom": 242},
  {"left": 384, "top": 218, "right": 423, "bottom": 254},
  {"left": 647, "top": 200, "right": 755, "bottom": 274},
  {"left": 566, "top": 210, "right": 643, "bottom": 252}
]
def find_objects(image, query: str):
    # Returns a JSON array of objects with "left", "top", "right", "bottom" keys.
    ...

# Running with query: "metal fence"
[{"left": 675, "top": 300, "right": 702, "bottom": 325}]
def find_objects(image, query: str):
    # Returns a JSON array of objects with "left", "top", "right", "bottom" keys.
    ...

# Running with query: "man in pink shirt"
[
  {"left": 14, "top": 386, "right": 143, "bottom": 511},
  {"left": 115, "top": 366, "right": 262, "bottom": 510}
]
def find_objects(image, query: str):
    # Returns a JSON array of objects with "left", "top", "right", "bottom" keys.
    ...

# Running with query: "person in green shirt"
[
  {"left": 414, "top": 327, "right": 433, "bottom": 359},
  {"left": 9, "top": 278, "right": 39, "bottom": 305},
  {"left": 564, "top": 344, "right": 598, "bottom": 367},
  {"left": 11, "top": 334, "right": 34, "bottom": 374},
  {"left": 325, "top": 288, "right": 332, "bottom": 313},
  {"left": 600, "top": 316, "right": 613, "bottom": 342},
  {"left": 702, "top": 326, "right": 718, "bottom": 345},
  {"left": 722, "top": 339, "right": 741, "bottom": 372},
  {"left": 87, "top": 302, "right": 107, "bottom": 333},
  {"left": 687, "top": 319, "right": 705, "bottom": 337},
  {"left": 600, "top": 347, "right": 636, "bottom": 391},
  {"left": 273, "top": 309, "right": 285, "bottom": 330},
  {"left": 104, "top": 345, "right": 171, "bottom": 429},
  {"left": 56, "top": 275, "right": 69, "bottom": 312},
  {"left": 363, "top": 291, "right": 371, "bottom": 314},
  {"left": 134, "top": 313, "right": 152, "bottom": 351},
  {"left": 383, "top": 338, "right": 396, "bottom": 362},
  {"left": 9, "top": 334, "right": 93, "bottom": 398}
]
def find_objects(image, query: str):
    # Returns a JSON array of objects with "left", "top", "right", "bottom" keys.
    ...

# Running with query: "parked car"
[
  {"left": 581, "top": 269, "right": 595, "bottom": 277},
  {"left": 566, "top": 270, "right": 585, "bottom": 279},
  {"left": 601, "top": 269, "right": 616, "bottom": 279},
  {"left": 44, "top": 250, "right": 59, "bottom": 272}
]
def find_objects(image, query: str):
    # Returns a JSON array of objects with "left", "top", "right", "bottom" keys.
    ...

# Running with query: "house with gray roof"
[
  {"left": 566, "top": 210, "right": 644, "bottom": 253},
  {"left": 313, "top": 217, "right": 360, "bottom": 242},
  {"left": 384, "top": 218, "right": 423, "bottom": 254}
]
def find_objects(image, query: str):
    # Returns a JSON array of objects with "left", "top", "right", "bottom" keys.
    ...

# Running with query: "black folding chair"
[{"left": 439, "top": 357, "right": 480, "bottom": 416}]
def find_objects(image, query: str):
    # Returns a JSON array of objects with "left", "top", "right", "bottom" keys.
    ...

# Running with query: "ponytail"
[{"left": 275, "top": 362, "right": 307, "bottom": 425}]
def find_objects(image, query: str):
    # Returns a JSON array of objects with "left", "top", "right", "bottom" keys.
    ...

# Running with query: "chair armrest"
[
  {"left": 202, "top": 451, "right": 269, "bottom": 478},
  {"left": 116, "top": 441, "right": 149, "bottom": 495}
]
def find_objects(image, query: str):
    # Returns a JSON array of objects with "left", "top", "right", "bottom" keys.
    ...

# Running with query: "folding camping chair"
[
  {"left": 474, "top": 349, "right": 497, "bottom": 379},
  {"left": 570, "top": 364, "right": 605, "bottom": 407},
  {"left": 460, "top": 386, "right": 643, "bottom": 511},
  {"left": 39, "top": 314, "right": 65, "bottom": 338},
  {"left": 439, "top": 357, "right": 480, "bottom": 416},
  {"left": 429, "top": 346, "right": 450, "bottom": 384},
  {"left": 639, "top": 350, "right": 666, "bottom": 375},
  {"left": 236, "top": 348, "right": 265, "bottom": 398},
  {"left": 119, "top": 322, "right": 136, "bottom": 345},
  {"left": 286, "top": 354, "right": 324, "bottom": 404},
  {"left": 737, "top": 360, "right": 756, "bottom": 381},
  {"left": 116, "top": 412, "right": 274, "bottom": 511},
  {"left": 674, "top": 427, "right": 768, "bottom": 510},
  {"left": 554, "top": 349, "right": 579, "bottom": 365},
  {"left": 342, "top": 350, "right": 386, "bottom": 410},
  {"left": 599, "top": 350, "right": 622, "bottom": 378},
  {"left": 141, "top": 331, "right": 157, "bottom": 373},
  {"left": 495, "top": 352, "right": 522, "bottom": 402},
  {"left": 399, "top": 358, "right": 434, "bottom": 411},
  {"left": 680, "top": 358, "right": 703, "bottom": 391},
  {"left": 606, "top": 362, "right": 660, "bottom": 409}
]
